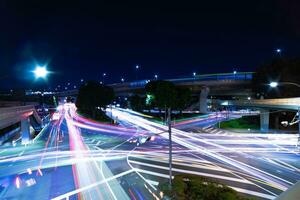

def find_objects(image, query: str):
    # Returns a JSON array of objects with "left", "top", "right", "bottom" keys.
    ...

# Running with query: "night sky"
[{"left": 1, "top": 1, "right": 300, "bottom": 89}]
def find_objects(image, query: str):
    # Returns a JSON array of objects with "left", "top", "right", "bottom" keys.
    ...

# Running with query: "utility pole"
[{"left": 168, "top": 107, "right": 172, "bottom": 189}]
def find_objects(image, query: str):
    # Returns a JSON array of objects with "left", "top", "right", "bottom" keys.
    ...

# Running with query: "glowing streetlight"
[
  {"left": 154, "top": 74, "right": 158, "bottom": 80},
  {"left": 193, "top": 72, "right": 196, "bottom": 76},
  {"left": 276, "top": 48, "right": 281, "bottom": 53},
  {"left": 269, "top": 81, "right": 300, "bottom": 88},
  {"left": 121, "top": 78, "right": 125, "bottom": 82},
  {"left": 269, "top": 82, "right": 279, "bottom": 88},
  {"left": 33, "top": 66, "right": 49, "bottom": 78},
  {"left": 136, "top": 65, "right": 139, "bottom": 69}
]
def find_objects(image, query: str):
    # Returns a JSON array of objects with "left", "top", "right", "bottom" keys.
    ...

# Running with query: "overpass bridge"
[
  {"left": 220, "top": 98, "right": 300, "bottom": 132},
  {"left": 0, "top": 105, "right": 45, "bottom": 144},
  {"left": 56, "top": 72, "right": 254, "bottom": 113}
]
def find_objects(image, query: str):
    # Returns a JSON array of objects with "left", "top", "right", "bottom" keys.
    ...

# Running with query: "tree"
[
  {"left": 145, "top": 80, "right": 177, "bottom": 110},
  {"left": 252, "top": 57, "right": 300, "bottom": 98},
  {"left": 76, "top": 81, "right": 115, "bottom": 118},
  {"left": 175, "top": 87, "right": 192, "bottom": 113},
  {"left": 129, "top": 94, "right": 145, "bottom": 111}
]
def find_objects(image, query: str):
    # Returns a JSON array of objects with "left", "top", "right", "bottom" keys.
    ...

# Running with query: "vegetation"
[
  {"left": 252, "top": 57, "right": 300, "bottom": 98},
  {"left": 76, "top": 81, "right": 114, "bottom": 121},
  {"left": 129, "top": 81, "right": 192, "bottom": 113},
  {"left": 159, "top": 174, "right": 250, "bottom": 200},
  {"left": 129, "top": 94, "right": 146, "bottom": 111},
  {"left": 220, "top": 116, "right": 260, "bottom": 130}
]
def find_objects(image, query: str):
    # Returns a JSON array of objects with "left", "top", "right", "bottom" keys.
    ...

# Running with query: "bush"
[{"left": 159, "top": 174, "right": 250, "bottom": 200}]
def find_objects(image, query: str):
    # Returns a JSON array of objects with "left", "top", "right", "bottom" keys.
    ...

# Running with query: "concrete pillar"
[
  {"left": 260, "top": 109, "right": 269, "bottom": 132},
  {"left": 21, "top": 117, "right": 31, "bottom": 144},
  {"left": 199, "top": 87, "right": 209, "bottom": 113}
]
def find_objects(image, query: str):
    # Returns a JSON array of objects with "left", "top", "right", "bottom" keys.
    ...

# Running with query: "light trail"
[{"left": 111, "top": 107, "right": 300, "bottom": 199}]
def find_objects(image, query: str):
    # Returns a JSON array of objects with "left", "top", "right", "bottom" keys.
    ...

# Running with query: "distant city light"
[
  {"left": 33, "top": 66, "right": 49, "bottom": 78},
  {"left": 269, "top": 82, "right": 278, "bottom": 88}
]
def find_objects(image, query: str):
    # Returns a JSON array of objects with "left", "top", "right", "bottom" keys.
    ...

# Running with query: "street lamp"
[
  {"left": 135, "top": 65, "right": 140, "bottom": 80},
  {"left": 269, "top": 81, "right": 300, "bottom": 146},
  {"left": 269, "top": 81, "right": 300, "bottom": 88},
  {"left": 121, "top": 78, "right": 125, "bottom": 82},
  {"left": 154, "top": 74, "right": 158, "bottom": 80},
  {"left": 193, "top": 72, "right": 196, "bottom": 77},
  {"left": 33, "top": 66, "right": 49, "bottom": 79},
  {"left": 269, "top": 82, "right": 279, "bottom": 88}
]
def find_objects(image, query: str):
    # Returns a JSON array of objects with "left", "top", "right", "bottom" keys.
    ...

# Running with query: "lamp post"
[
  {"left": 269, "top": 81, "right": 300, "bottom": 88},
  {"left": 269, "top": 81, "right": 300, "bottom": 145},
  {"left": 33, "top": 66, "right": 49, "bottom": 79},
  {"left": 135, "top": 65, "right": 140, "bottom": 81},
  {"left": 276, "top": 48, "right": 282, "bottom": 56},
  {"left": 167, "top": 107, "right": 172, "bottom": 189},
  {"left": 102, "top": 73, "right": 106, "bottom": 84}
]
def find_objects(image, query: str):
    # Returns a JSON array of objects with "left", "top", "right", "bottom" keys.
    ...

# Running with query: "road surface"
[{"left": 0, "top": 104, "right": 299, "bottom": 200}]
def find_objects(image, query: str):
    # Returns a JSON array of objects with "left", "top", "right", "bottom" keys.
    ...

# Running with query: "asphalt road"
[{"left": 0, "top": 104, "right": 299, "bottom": 200}]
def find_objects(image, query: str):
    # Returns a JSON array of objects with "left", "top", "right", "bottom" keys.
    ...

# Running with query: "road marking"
[
  {"left": 146, "top": 179, "right": 159, "bottom": 186},
  {"left": 51, "top": 169, "right": 134, "bottom": 200},
  {"left": 132, "top": 161, "right": 252, "bottom": 184},
  {"left": 0, "top": 149, "right": 7, "bottom": 154},
  {"left": 129, "top": 159, "right": 229, "bottom": 172}
]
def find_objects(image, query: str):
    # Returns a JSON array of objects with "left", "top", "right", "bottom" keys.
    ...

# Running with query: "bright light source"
[
  {"left": 269, "top": 82, "right": 278, "bottom": 88},
  {"left": 247, "top": 97, "right": 251, "bottom": 100},
  {"left": 33, "top": 66, "right": 48, "bottom": 78},
  {"left": 233, "top": 70, "right": 237, "bottom": 74},
  {"left": 276, "top": 48, "right": 281, "bottom": 53},
  {"left": 193, "top": 72, "right": 196, "bottom": 76},
  {"left": 136, "top": 65, "right": 139, "bottom": 69},
  {"left": 121, "top": 78, "right": 124, "bottom": 82}
]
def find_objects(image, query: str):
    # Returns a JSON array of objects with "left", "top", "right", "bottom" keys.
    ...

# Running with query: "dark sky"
[{"left": 1, "top": 0, "right": 300, "bottom": 89}]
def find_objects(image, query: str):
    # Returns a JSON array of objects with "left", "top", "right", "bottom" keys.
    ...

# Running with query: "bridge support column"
[
  {"left": 21, "top": 117, "right": 31, "bottom": 144},
  {"left": 260, "top": 109, "right": 269, "bottom": 133},
  {"left": 199, "top": 87, "right": 209, "bottom": 113}
]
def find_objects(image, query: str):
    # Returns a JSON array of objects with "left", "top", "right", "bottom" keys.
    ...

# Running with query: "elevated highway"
[
  {"left": 220, "top": 97, "right": 300, "bottom": 132},
  {"left": 0, "top": 105, "right": 44, "bottom": 144},
  {"left": 56, "top": 72, "right": 254, "bottom": 113},
  {"left": 226, "top": 97, "right": 300, "bottom": 111}
]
